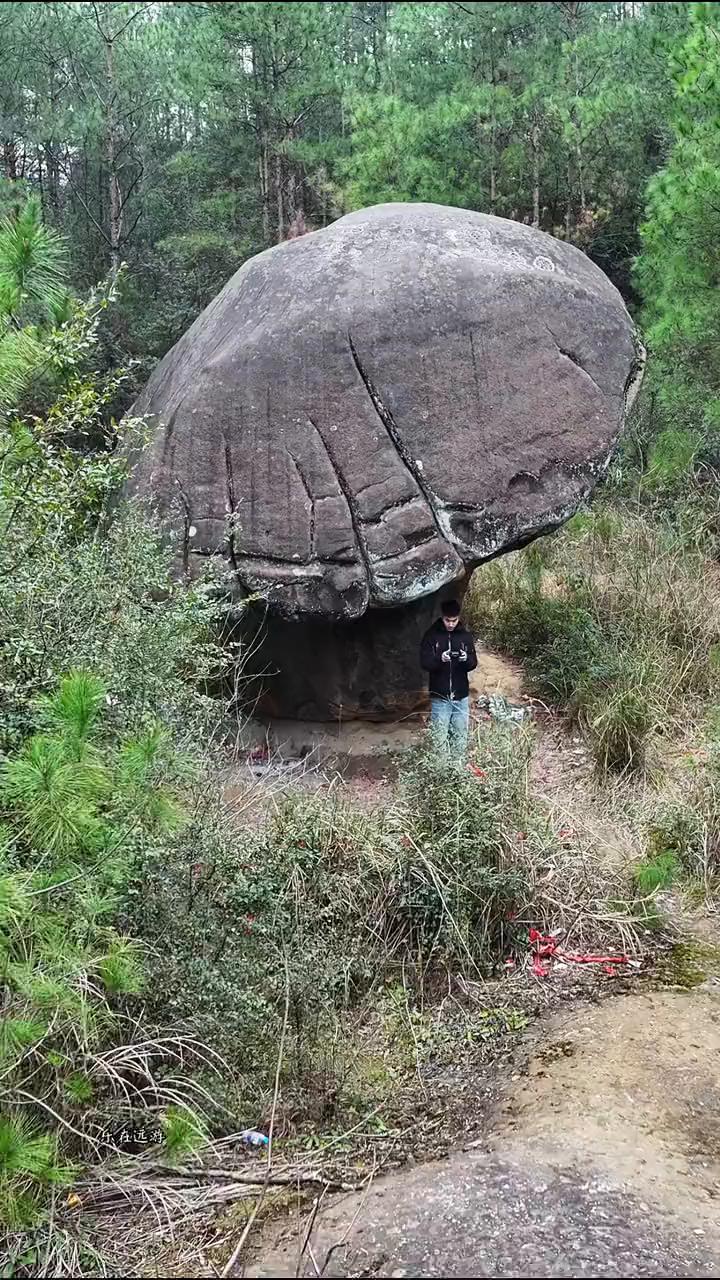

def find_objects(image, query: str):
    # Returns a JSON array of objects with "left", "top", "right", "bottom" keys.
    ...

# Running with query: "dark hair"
[{"left": 441, "top": 598, "right": 461, "bottom": 617}]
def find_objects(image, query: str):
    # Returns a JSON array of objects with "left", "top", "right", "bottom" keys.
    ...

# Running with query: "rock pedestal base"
[{"left": 240, "top": 576, "right": 470, "bottom": 722}]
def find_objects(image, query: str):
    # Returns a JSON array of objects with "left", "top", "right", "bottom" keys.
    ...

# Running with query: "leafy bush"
[
  {"left": 385, "top": 734, "right": 526, "bottom": 965},
  {"left": 0, "top": 258, "right": 230, "bottom": 753},
  {"left": 123, "top": 727, "right": 532, "bottom": 1128},
  {"left": 0, "top": 208, "right": 240, "bottom": 1268},
  {"left": 0, "top": 502, "right": 227, "bottom": 754}
]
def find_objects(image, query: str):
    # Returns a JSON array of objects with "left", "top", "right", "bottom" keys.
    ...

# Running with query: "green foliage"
[
  {"left": 0, "top": 196, "right": 67, "bottom": 319},
  {"left": 469, "top": 567, "right": 621, "bottom": 710},
  {"left": 160, "top": 1107, "right": 208, "bottom": 1165},
  {"left": 0, "top": 670, "right": 203, "bottom": 1235},
  {"left": 581, "top": 678, "right": 653, "bottom": 776},
  {"left": 0, "top": 223, "right": 238, "bottom": 1262},
  {"left": 645, "top": 427, "right": 703, "bottom": 494},
  {"left": 340, "top": 1, "right": 686, "bottom": 295},
  {"left": 124, "top": 727, "right": 531, "bottom": 1121},
  {"left": 0, "top": 0, "right": 692, "bottom": 356},
  {"left": 0, "top": 248, "right": 228, "bottom": 756},
  {"left": 0, "top": 196, "right": 70, "bottom": 414},
  {"left": 631, "top": 850, "right": 679, "bottom": 927},
  {"left": 0, "top": 1115, "right": 71, "bottom": 1231},
  {"left": 648, "top": 805, "right": 703, "bottom": 873},
  {"left": 467, "top": 508, "right": 719, "bottom": 774},
  {"left": 388, "top": 737, "right": 526, "bottom": 962},
  {"left": 645, "top": 713, "right": 720, "bottom": 888},
  {"left": 636, "top": 3, "right": 720, "bottom": 469}
]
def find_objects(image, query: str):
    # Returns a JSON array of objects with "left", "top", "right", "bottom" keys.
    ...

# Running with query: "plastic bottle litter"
[
  {"left": 476, "top": 693, "right": 528, "bottom": 723},
  {"left": 239, "top": 1129, "right": 269, "bottom": 1148}
]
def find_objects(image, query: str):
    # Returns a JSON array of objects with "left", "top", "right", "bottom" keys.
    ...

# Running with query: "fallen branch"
[{"left": 141, "top": 1165, "right": 360, "bottom": 1191}]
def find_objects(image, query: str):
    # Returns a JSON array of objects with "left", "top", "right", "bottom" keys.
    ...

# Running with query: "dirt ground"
[
  {"left": 500, "top": 987, "right": 720, "bottom": 1231},
  {"left": 222, "top": 647, "right": 527, "bottom": 805}
]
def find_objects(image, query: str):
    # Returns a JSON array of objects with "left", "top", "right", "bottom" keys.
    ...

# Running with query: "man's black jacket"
[{"left": 420, "top": 617, "right": 478, "bottom": 700}]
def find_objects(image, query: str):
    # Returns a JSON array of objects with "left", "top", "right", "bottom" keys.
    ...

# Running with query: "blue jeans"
[{"left": 429, "top": 696, "right": 470, "bottom": 755}]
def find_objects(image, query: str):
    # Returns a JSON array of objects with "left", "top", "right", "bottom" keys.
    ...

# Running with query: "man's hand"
[
  {"left": 441, "top": 648, "right": 451, "bottom": 663},
  {"left": 459, "top": 650, "right": 467, "bottom": 662}
]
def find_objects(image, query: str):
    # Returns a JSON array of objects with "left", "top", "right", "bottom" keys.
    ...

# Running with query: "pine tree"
[
  {"left": 0, "top": 196, "right": 68, "bottom": 412},
  {"left": 636, "top": 0, "right": 720, "bottom": 470}
]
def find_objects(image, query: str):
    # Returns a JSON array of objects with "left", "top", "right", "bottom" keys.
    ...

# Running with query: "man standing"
[{"left": 420, "top": 598, "right": 478, "bottom": 755}]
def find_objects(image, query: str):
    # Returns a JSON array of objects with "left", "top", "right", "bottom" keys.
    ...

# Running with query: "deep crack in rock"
[{"left": 347, "top": 328, "right": 448, "bottom": 545}]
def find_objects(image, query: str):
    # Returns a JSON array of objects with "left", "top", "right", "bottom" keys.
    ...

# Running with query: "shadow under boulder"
[{"left": 240, "top": 577, "right": 469, "bottom": 722}]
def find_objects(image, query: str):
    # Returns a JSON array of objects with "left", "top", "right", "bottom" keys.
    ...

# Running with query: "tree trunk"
[
  {"left": 36, "top": 147, "right": 44, "bottom": 207},
  {"left": 275, "top": 149, "right": 284, "bottom": 243},
  {"left": 479, "top": 112, "right": 496, "bottom": 213},
  {"left": 490, "top": 31, "right": 497, "bottom": 213},
  {"left": 568, "top": 1, "right": 586, "bottom": 217},
  {"left": 531, "top": 121, "right": 540, "bottom": 229},
  {"left": 286, "top": 162, "right": 297, "bottom": 230},
  {"left": 252, "top": 40, "right": 272, "bottom": 247},
  {"left": 44, "top": 143, "right": 60, "bottom": 221},
  {"left": 3, "top": 139, "right": 17, "bottom": 180},
  {"left": 573, "top": 45, "right": 586, "bottom": 215},
  {"left": 576, "top": 128, "right": 586, "bottom": 216},
  {"left": 259, "top": 141, "right": 270, "bottom": 245},
  {"left": 105, "top": 35, "right": 122, "bottom": 274}
]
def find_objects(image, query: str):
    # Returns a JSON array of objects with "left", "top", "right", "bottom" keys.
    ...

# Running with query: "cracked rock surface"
[{"left": 123, "top": 202, "right": 643, "bottom": 622}]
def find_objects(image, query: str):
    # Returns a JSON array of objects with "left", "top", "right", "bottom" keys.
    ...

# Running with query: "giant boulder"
[{"left": 124, "top": 202, "right": 644, "bottom": 719}]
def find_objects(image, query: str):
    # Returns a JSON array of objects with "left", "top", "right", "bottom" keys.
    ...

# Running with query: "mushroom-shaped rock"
[{"left": 124, "top": 202, "right": 644, "bottom": 720}]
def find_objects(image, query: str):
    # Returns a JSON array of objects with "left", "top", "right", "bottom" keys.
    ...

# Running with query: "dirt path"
[
  {"left": 500, "top": 988, "right": 720, "bottom": 1233},
  {"left": 223, "top": 649, "right": 525, "bottom": 775},
  {"left": 235, "top": 649, "right": 720, "bottom": 1278}
]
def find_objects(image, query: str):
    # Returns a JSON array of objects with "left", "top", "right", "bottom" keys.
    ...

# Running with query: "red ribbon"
[{"left": 528, "top": 928, "right": 628, "bottom": 978}]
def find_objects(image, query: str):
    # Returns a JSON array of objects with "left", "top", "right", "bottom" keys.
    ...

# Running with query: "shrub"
[
  {"left": 0, "top": 203, "right": 240, "bottom": 1270},
  {"left": 383, "top": 734, "right": 526, "bottom": 966},
  {"left": 580, "top": 674, "right": 655, "bottom": 776},
  {"left": 631, "top": 849, "right": 680, "bottom": 927},
  {"left": 0, "top": 673, "right": 215, "bottom": 1250},
  {"left": 122, "top": 727, "right": 532, "bottom": 1128},
  {"left": 0, "top": 504, "right": 228, "bottom": 754},
  {"left": 633, "top": 850, "right": 680, "bottom": 897},
  {"left": 0, "top": 267, "right": 231, "bottom": 753},
  {"left": 466, "top": 507, "right": 720, "bottom": 773},
  {"left": 646, "top": 713, "right": 720, "bottom": 887},
  {"left": 0, "top": 196, "right": 69, "bottom": 415}
]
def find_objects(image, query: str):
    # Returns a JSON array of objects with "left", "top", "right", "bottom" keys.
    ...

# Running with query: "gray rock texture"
[
  {"left": 123, "top": 202, "right": 644, "bottom": 718},
  {"left": 243, "top": 1148, "right": 719, "bottom": 1279}
]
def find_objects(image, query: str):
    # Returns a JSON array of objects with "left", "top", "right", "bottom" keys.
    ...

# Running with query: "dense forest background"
[
  {"left": 4, "top": 0, "right": 719, "bottom": 454},
  {"left": 0, "top": 2, "right": 698, "bottom": 352}
]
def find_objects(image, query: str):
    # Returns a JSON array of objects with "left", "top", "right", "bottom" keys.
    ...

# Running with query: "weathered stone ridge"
[{"left": 124, "top": 202, "right": 644, "bottom": 625}]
